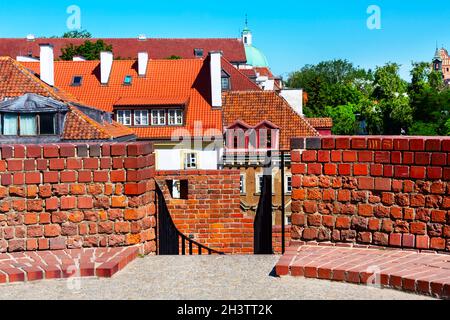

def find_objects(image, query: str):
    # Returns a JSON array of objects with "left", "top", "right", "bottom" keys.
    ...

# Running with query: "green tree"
[
  {"left": 324, "top": 104, "right": 357, "bottom": 135},
  {"left": 60, "top": 40, "right": 112, "bottom": 61},
  {"left": 166, "top": 55, "right": 182, "bottom": 60},
  {"left": 62, "top": 30, "right": 92, "bottom": 38},
  {"left": 408, "top": 62, "right": 449, "bottom": 135},
  {"left": 371, "top": 63, "right": 412, "bottom": 134},
  {"left": 286, "top": 59, "right": 372, "bottom": 117}
]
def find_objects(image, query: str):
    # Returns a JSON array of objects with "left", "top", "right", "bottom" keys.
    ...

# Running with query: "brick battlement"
[
  {"left": 290, "top": 136, "right": 450, "bottom": 253},
  {"left": 0, "top": 143, "right": 156, "bottom": 255}
]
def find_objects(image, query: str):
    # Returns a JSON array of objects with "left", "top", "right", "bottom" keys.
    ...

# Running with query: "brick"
[
  {"left": 324, "top": 164, "right": 337, "bottom": 175},
  {"left": 317, "top": 150, "right": 330, "bottom": 163},
  {"left": 342, "top": 151, "right": 357, "bottom": 162},
  {"left": 43, "top": 145, "right": 59, "bottom": 158},
  {"left": 389, "top": 233, "right": 402, "bottom": 247},
  {"left": 26, "top": 145, "right": 42, "bottom": 158},
  {"left": 358, "top": 151, "right": 373, "bottom": 162},
  {"left": 394, "top": 166, "right": 409, "bottom": 178},
  {"left": 367, "top": 138, "right": 382, "bottom": 150},
  {"left": 60, "top": 171, "right": 77, "bottom": 183},
  {"left": 61, "top": 197, "right": 76, "bottom": 210},
  {"left": 427, "top": 167, "right": 442, "bottom": 179},
  {"left": 335, "top": 138, "right": 350, "bottom": 149},
  {"left": 353, "top": 164, "right": 368, "bottom": 176},
  {"left": 410, "top": 139, "right": 425, "bottom": 151},
  {"left": 78, "top": 197, "right": 94, "bottom": 209},
  {"left": 415, "top": 152, "right": 430, "bottom": 165},
  {"left": 49, "top": 159, "right": 65, "bottom": 170},
  {"left": 358, "top": 204, "right": 373, "bottom": 217},
  {"left": 358, "top": 177, "right": 374, "bottom": 190},
  {"left": 416, "top": 235, "right": 429, "bottom": 249},
  {"left": 374, "top": 178, "right": 391, "bottom": 191},
  {"left": 410, "top": 167, "right": 426, "bottom": 179},
  {"left": 302, "top": 150, "right": 317, "bottom": 162},
  {"left": 44, "top": 224, "right": 61, "bottom": 237}
]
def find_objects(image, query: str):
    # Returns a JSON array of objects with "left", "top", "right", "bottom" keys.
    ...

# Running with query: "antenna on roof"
[{"left": 245, "top": 14, "right": 248, "bottom": 28}]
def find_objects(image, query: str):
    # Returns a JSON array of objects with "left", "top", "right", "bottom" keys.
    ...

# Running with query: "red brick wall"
[
  {"left": 0, "top": 142, "right": 156, "bottom": 254},
  {"left": 156, "top": 170, "right": 254, "bottom": 254},
  {"left": 291, "top": 136, "right": 450, "bottom": 253}
]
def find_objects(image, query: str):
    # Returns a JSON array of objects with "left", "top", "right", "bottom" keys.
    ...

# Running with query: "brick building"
[
  {"left": 432, "top": 47, "right": 450, "bottom": 85},
  {"left": 222, "top": 91, "right": 326, "bottom": 225}
]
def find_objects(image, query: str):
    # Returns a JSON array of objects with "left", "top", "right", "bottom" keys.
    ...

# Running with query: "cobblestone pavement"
[{"left": 0, "top": 255, "right": 434, "bottom": 300}]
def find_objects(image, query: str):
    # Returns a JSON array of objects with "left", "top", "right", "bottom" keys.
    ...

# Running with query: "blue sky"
[{"left": 0, "top": 0, "right": 448, "bottom": 80}]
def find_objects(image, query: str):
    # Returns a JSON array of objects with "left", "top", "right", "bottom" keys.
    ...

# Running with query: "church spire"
[{"left": 241, "top": 14, "right": 252, "bottom": 46}]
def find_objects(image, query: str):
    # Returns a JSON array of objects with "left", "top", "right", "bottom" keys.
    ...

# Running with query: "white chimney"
[
  {"left": 280, "top": 89, "right": 304, "bottom": 116},
  {"left": 138, "top": 52, "right": 148, "bottom": 77},
  {"left": 209, "top": 51, "right": 222, "bottom": 108},
  {"left": 39, "top": 44, "right": 54, "bottom": 87},
  {"left": 100, "top": 51, "right": 113, "bottom": 85},
  {"left": 73, "top": 56, "right": 86, "bottom": 61}
]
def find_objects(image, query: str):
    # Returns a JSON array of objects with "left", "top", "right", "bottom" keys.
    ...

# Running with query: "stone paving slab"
[
  {"left": 276, "top": 243, "right": 450, "bottom": 299},
  {"left": 0, "top": 247, "right": 139, "bottom": 284},
  {"left": 0, "top": 255, "right": 432, "bottom": 300}
]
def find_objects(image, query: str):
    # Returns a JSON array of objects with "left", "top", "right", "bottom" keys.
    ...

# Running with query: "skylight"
[
  {"left": 124, "top": 75, "right": 132, "bottom": 85},
  {"left": 71, "top": 76, "right": 82, "bottom": 86}
]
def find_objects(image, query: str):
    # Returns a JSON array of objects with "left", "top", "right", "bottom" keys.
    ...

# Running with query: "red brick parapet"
[
  {"left": 290, "top": 136, "right": 450, "bottom": 253},
  {"left": 156, "top": 170, "right": 254, "bottom": 254},
  {"left": 0, "top": 142, "right": 156, "bottom": 255}
]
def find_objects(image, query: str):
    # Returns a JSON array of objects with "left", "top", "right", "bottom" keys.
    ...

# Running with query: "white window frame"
[
  {"left": 184, "top": 153, "right": 198, "bottom": 170},
  {"left": 285, "top": 175, "right": 293, "bottom": 194},
  {"left": 117, "top": 110, "right": 131, "bottom": 126},
  {"left": 240, "top": 174, "right": 246, "bottom": 195},
  {"left": 168, "top": 109, "right": 183, "bottom": 126},
  {"left": 255, "top": 174, "right": 275, "bottom": 194},
  {"left": 134, "top": 110, "right": 149, "bottom": 126},
  {"left": 151, "top": 110, "right": 166, "bottom": 126}
]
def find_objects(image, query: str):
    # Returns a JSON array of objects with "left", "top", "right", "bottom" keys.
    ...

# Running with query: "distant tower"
[
  {"left": 433, "top": 44, "right": 443, "bottom": 72},
  {"left": 242, "top": 15, "right": 253, "bottom": 46}
]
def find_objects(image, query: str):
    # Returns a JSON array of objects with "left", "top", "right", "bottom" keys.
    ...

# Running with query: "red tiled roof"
[
  {"left": 306, "top": 118, "right": 334, "bottom": 129},
  {"left": 114, "top": 97, "right": 189, "bottom": 106},
  {"left": 254, "top": 67, "right": 275, "bottom": 78},
  {"left": 0, "top": 56, "right": 78, "bottom": 102},
  {"left": 22, "top": 58, "right": 224, "bottom": 139},
  {"left": 0, "top": 38, "right": 247, "bottom": 63},
  {"left": 63, "top": 106, "right": 135, "bottom": 140},
  {"left": 0, "top": 56, "right": 133, "bottom": 141},
  {"left": 222, "top": 91, "right": 319, "bottom": 150},
  {"left": 221, "top": 58, "right": 261, "bottom": 91}
]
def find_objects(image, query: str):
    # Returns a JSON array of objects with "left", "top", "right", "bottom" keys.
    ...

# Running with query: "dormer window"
[
  {"left": 194, "top": 48, "right": 204, "bottom": 58},
  {"left": 0, "top": 113, "right": 56, "bottom": 136},
  {"left": 221, "top": 70, "right": 231, "bottom": 91},
  {"left": 124, "top": 75, "right": 132, "bottom": 85},
  {"left": 71, "top": 76, "right": 83, "bottom": 86}
]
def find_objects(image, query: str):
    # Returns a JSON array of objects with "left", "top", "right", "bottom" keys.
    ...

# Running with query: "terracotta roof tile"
[
  {"left": 22, "top": 57, "right": 256, "bottom": 139},
  {"left": 0, "top": 56, "right": 78, "bottom": 102},
  {"left": 306, "top": 118, "right": 334, "bottom": 129},
  {"left": 221, "top": 58, "right": 261, "bottom": 91},
  {"left": 62, "top": 106, "right": 135, "bottom": 141},
  {"left": 0, "top": 38, "right": 247, "bottom": 63},
  {"left": 0, "top": 56, "right": 133, "bottom": 141},
  {"left": 222, "top": 91, "right": 319, "bottom": 150}
]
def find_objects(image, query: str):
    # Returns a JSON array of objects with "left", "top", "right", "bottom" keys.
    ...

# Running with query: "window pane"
[
  {"left": 3, "top": 113, "right": 17, "bottom": 135},
  {"left": 20, "top": 114, "right": 37, "bottom": 136},
  {"left": 39, "top": 114, "right": 55, "bottom": 135}
]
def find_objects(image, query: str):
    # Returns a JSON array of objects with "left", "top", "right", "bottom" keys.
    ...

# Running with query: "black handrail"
[{"left": 156, "top": 183, "right": 224, "bottom": 256}]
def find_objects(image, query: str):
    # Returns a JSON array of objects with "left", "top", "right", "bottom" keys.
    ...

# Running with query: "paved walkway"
[
  {"left": 0, "top": 255, "right": 432, "bottom": 300},
  {"left": 0, "top": 247, "right": 139, "bottom": 283},
  {"left": 276, "top": 244, "right": 450, "bottom": 299}
]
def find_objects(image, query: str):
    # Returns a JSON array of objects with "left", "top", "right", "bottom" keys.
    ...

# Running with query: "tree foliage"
[
  {"left": 287, "top": 59, "right": 450, "bottom": 136},
  {"left": 62, "top": 30, "right": 92, "bottom": 38},
  {"left": 60, "top": 40, "right": 113, "bottom": 61}
]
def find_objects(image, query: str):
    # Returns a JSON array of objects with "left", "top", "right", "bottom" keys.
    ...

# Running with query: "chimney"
[
  {"left": 209, "top": 51, "right": 222, "bottom": 108},
  {"left": 138, "top": 52, "right": 148, "bottom": 77},
  {"left": 100, "top": 51, "right": 113, "bottom": 85},
  {"left": 39, "top": 44, "right": 54, "bottom": 86}
]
